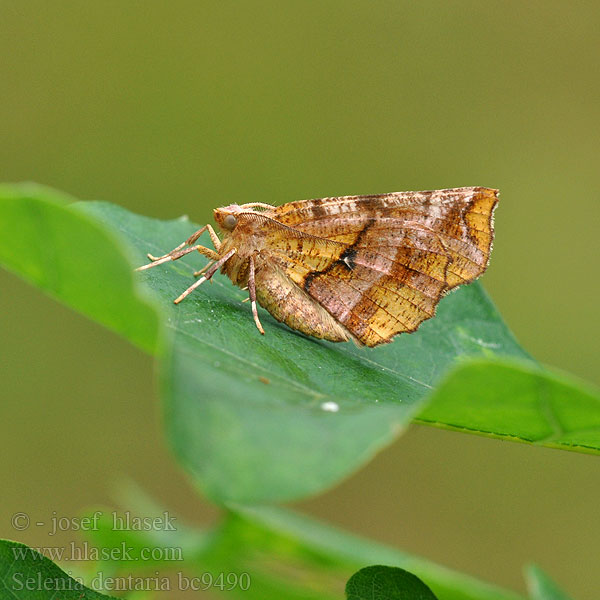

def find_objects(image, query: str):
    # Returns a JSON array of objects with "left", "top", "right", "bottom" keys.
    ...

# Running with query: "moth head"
[
  {"left": 214, "top": 202, "right": 273, "bottom": 232},
  {"left": 213, "top": 205, "right": 243, "bottom": 232}
]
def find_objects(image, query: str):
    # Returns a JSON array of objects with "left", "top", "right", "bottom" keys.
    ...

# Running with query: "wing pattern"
[{"left": 255, "top": 187, "right": 498, "bottom": 346}]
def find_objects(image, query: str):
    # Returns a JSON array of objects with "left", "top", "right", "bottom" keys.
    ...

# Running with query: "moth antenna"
[{"left": 240, "top": 202, "right": 274, "bottom": 211}]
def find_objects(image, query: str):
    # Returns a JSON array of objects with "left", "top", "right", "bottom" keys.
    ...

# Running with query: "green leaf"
[
  {"left": 0, "top": 184, "right": 159, "bottom": 353},
  {"left": 2, "top": 184, "right": 599, "bottom": 503},
  {"left": 346, "top": 565, "right": 438, "bottom": 600},
  {"left": 420, "top": 359, "right": 600, "bottom": 453},
  {"left": 220, "top": 505, "right": 524, "bottom": 600},
  {"left": 78, "top": 493, "right": 525, "bottom": 600},
  {"left": 525, "top": 565, "right": 574, "bottom": 600},
  {"left": 0, "top": 539, "right": 117, "bottom": 599}
]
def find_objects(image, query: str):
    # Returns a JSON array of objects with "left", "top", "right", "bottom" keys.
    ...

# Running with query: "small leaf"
[
  {"left": 79, "top": 492, "right": 524, "bottom": 600},
  {"left": 346, "top": 565, "right": 438, "bottom": 600},
  {"left": 525, "top": 565, "right": 574, "bottom": 600},
  {"left": 0, "top": 539, "right": 117, "bottom": 599}
]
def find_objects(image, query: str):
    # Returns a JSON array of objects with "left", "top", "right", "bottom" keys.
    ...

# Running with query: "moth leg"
[
  {"left": 173, "top": 248, "right": 236, "bottom": 304},
  {"left": 136, "top": 244, "right": 219, "bottom": 271},
  {"left": 193, "top": 260, "right": 215, "bottom": 278},
  {"left": 145, "top": 224, "right": 220, "bottom": 261},
  {"left": 248, "top": 255, "right": 265, "bottom": 335},
  {"left": 205, "top": 224, "right": 221, "bottom": 251}
]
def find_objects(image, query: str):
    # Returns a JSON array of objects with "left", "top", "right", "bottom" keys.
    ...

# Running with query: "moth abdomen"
[{"left": 254, "top": 259, "right": 350, "bottom": 343}]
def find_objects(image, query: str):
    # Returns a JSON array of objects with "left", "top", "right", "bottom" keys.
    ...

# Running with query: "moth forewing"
[{"left": 135, "top": 187, "right": 498, "bottom": 347}]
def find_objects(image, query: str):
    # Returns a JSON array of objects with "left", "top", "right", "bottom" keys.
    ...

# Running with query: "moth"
[{"left": 136, "top": 187, "right": 498, "bottom": 347}]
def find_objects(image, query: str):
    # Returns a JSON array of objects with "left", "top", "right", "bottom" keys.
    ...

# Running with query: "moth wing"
[
  {"left": 253, "top": 187, "right": 498, "bottom": 347},
  {"left": 245, "top": 214, "right": 442, "bottom": 347},
  {"left": 297, "top": 224, "right": 453, "bottom": 347},
  {"left": 272, "top": 187, "right": 498, "bottom": 289}
]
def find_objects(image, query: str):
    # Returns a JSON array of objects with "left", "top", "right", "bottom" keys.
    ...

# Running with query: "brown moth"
[{"left": 136, "top": 187, "right": 498, "bottom": 347}]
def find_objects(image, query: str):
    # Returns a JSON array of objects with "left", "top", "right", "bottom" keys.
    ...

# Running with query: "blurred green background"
[{"left": 1, "top": 1, "right": 599, "bottom": 598}]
